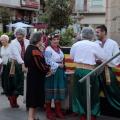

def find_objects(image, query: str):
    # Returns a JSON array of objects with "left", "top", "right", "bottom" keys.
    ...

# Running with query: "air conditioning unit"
[{"left": 32, "top": 17, "right": 38, "bottom": 23}]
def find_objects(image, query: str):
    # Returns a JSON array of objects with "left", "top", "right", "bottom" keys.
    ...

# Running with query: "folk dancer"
[
  {"left": 70, "top": 27, "right": 107, "bottom": 120},
  {"left": 95, "top": 25, "right": 120, "bottom": 110},
  {"left": 4, "top": 27, "right": 29, "bottom": 108},
  {"left": 44, "top": 33, "right": 68, "bottom": 120}
]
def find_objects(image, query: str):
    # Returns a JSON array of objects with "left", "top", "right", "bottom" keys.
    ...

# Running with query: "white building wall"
[
  {"left": 0, "top": 0, "right": 20, "bottom": 7},
  {"left": 75, "top": 0, "right": 84, "bottom": 12},
  {"left": 81, "top": 15, "right": 105, "bottom": 24},
  {"left": 74, "top": 0, "right": 106, "bottom": 13},
  {"left": 73, "top": 0, "right": 106, "bottom": 30},
  {"left": 87, "top": 0, "right": 106, "bottom": 13}
]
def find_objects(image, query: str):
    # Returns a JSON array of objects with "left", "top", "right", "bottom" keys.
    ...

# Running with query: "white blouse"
[
  {"left": 70, "top": 40, "right": 107, "bottom": 65},
  {"left": 45, "top": 46, "right": 64, "bottom": 73},
  {"left": 1, "top": 44, "right": 11, "bottom": 65}
]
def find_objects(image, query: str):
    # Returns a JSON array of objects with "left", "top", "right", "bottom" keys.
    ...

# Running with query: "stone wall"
[{"left": 106, "top": 0, "right": 120, "bottom": 45}]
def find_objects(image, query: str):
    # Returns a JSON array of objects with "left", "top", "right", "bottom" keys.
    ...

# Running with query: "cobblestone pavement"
[{"left": 0, "top": 87, "right": 119, "bottom": 120}]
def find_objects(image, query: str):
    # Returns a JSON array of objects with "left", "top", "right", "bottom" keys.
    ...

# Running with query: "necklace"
[{"left": 50, "top": 45, "right": 60, "bottom": 53}]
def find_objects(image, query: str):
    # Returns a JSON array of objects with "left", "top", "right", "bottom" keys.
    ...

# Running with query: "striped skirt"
[{"left": 45, "top": 67, "right": 68, "bottom": 100}]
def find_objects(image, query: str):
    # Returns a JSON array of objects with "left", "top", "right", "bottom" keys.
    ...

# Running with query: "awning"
[
  {"left": 6, "top": 22, "right": 34, "bottom": 28},
  {"left": 34, "top": 24, "right": 47, "bottom": 28}
]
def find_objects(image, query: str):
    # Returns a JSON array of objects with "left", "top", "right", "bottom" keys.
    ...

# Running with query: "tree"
[
  {"left": 41, "top": 0, "right": 73, "bottom": 30},
  {"left": 59, "top": 28, "right": 74, "bottom": 46},
  {"left": 0, "top": 7, "right": 14, "bottom": 32}
]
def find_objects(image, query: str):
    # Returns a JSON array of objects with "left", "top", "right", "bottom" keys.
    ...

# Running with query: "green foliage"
[
  {"left": 45, "top": 27, "right": 54, "bottom": 35},
  {"left": 0, "top": 7, "right": 14, "bottom": 24},
  {"left": 41, "top": 0, "right": 73, "bottom": 30},
  {"left": 59, "top": 28, "right": 74, "bottom": 47}
]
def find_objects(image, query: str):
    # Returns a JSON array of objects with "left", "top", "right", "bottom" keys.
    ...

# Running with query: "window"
[
  {"left": 75, "top": 0, "right": 84, "bottom": 11},
  {"left": 39, "top": 4, "right": 44, "bottom": 14},
  {"left": 91, "top": 0, "right": 102, "bottom": 6}
]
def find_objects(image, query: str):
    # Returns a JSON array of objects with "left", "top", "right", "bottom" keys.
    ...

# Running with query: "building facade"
[
  {"left": 106, "top": 0, "right": 120, "bottom": 45},
  {"left": 0, "top": 0, "right": 41, "bottom": 31},
  {"left": 73, "top": 0, "right": 106, "bottom": 29}
]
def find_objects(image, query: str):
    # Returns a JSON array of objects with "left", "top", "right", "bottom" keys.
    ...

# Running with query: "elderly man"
[
  {"left": 70, "top": 27, "right": 107, "bottom": 120},
  {"left": 4, "top": 27, "right": 29, "bottom": 108}
]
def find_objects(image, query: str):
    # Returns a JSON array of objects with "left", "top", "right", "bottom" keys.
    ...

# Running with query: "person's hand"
[
  {"left": 0, "top": 62, "right": 3, "bottom": 67},
  {"left": 22, "top": 67, "right": 28, "bottom": 72},
  {"left": 96, "top": 60, "right": 102, "bottom": 64},
  {"left": 22, "top": 64, "right": 28, "bottom": 72},
  {"left": 59, "top": 64, "right": 64, "bottom": 68},
  {"left": 46, "top": 70, "right": 53, "bottom": 77}
]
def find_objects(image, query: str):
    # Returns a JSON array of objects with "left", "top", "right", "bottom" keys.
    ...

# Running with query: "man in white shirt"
[
  {"left": 70, "top": 27, "right": 107, "bottom": 120},
  {"left": 4, "top": 27, "right": 29, "bottom": 108},
  {"left": 95, "top": 25, "right": 120, "bottom": 110}
]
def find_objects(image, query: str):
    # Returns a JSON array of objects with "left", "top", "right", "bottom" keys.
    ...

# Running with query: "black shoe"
[
  {"left": 1, "top": 91, "right": 5, "bottom": 95},
  {"left": 34, "top": 117, "right": 39, "bottom": 120}
]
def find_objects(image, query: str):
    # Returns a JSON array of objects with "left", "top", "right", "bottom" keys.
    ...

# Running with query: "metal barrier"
[{"left": 78, "top": 51, "right": 120, "bottom": 120}]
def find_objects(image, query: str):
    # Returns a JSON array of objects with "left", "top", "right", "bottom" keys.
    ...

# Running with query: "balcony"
[{"left": 74, "top": 0, "right": 106, "bottom": 14}]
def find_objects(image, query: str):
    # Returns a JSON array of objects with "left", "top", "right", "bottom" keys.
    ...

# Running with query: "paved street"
[{"left": 0, "top": 87, "right": 120, "bottom": 120}]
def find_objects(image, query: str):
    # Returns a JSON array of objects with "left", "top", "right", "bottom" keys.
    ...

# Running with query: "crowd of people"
[
  {"left": 0, "top": 25, "right": 120, "bottom": 120},
  {"left": 70, "top": 25, "right": 120, "bottom": 120}
]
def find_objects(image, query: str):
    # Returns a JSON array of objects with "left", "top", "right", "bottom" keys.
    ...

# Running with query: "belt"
[
  {"left": 105, "top": 66, "right": 111, "bottom": 85},
  {"left": 9, "top": 58, "right": 21, "bottom": 65},
  {"left": 76, "top": 63, "right": 95, "bottom": 70},
  {"left": 76, "top": 63, "right": 111, "bottom": 85},
  {"left": 9, "top": 58, "right": 21, "bottom": 76}
]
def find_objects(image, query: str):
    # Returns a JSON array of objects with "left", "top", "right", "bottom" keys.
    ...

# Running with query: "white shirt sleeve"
[
  {"left": 10, "top": 43, "right": 24, "bottom": 64},
  {"left": 0, "top": 58, "right": 2, "bottom": 64},
  {"left": 93, "top": 44, "right": 107, "bottom": 61},
  {"left": 107, "top": 42, "right": 120, "bottom": 67},
  {"left": 70, "top": 43, "right": 78, "bottom": 60},
  {"left": 44, "top": 50, "right": 59, "bottom": 74}
]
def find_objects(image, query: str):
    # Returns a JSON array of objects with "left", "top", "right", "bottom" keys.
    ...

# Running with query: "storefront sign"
[{"left": 21, "top": 0, "right": 40, "bottom": 9}]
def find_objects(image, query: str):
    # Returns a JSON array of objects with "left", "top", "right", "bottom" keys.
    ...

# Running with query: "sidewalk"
[{"left": 0, "top": 87, "right": 119, "bottom": 120}]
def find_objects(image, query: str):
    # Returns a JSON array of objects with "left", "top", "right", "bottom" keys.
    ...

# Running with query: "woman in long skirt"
[
  {"left": 24, "top": 32, "right": 50, "bottom": 120},
  {"left": 44, "top": 33, "right": 68, "bottom": 120}
]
